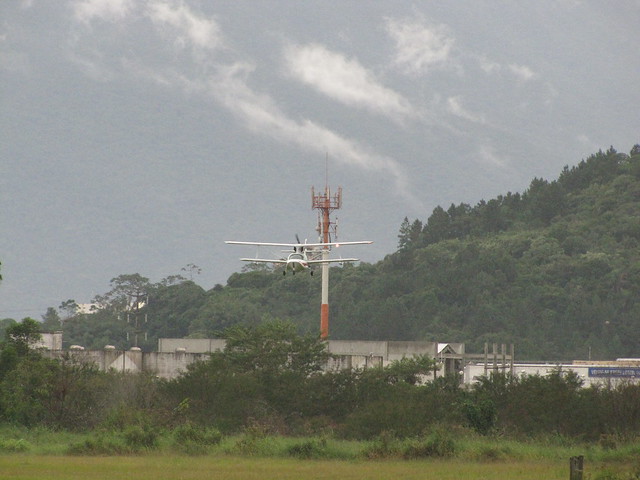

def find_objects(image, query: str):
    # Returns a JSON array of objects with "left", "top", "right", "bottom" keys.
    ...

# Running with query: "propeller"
[{"left": 295, "top": 234, "right": 303, "bottom": 252}]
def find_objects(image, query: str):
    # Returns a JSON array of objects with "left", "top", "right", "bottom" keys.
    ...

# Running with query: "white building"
[{"left": 464, "top": 359, "right": 640, "bottom": 387}]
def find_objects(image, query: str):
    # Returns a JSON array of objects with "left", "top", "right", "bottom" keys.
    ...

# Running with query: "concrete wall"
[
  {"left": 44, "top": 349, "right": 209, "bottom": 379},
  {"left": 154, "top": 338, "right": 466, "bottom": 377},
  {"left": 39, "top": 338, "right": 467, "bottom": 380},
  {"left": 159, "top": 339, "right": 460, "bottom": 362},
  {"left": 36, "top": 332, "right": 63, "bottom": 351},
  {"left": 327, "top": 340, "right": 389, "bottom": 359},
  {"left": 326, "top": 354, "right": 384, "bottom": 370},
  {"left": 157, "top": 338, "right": 226, "bottom": 353}
]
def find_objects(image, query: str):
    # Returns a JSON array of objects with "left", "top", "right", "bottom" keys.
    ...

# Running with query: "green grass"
[
  {"left": 0, "top": 455, "right": 570, "bottom": 480},
  {"left": 0, "top": 426, "right": 639, "bottom": 480}
]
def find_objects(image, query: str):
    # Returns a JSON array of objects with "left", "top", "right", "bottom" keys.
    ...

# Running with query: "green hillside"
[{"left": 40, "top": 145, "right": 640, "bottom": 361}]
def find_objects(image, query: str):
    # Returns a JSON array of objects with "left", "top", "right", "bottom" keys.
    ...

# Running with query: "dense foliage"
[
  {"left": 2, "top": 319, "right": 640, "bottom": 445},
  {"left": 5, "top": 145, "right": 640, "bottom": 360}
]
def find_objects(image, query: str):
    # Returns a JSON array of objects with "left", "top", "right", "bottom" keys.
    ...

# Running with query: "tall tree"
[
  {"left": 3, "top": 318, "right": 42, "bottom": 357},
  {"left": 93, "top": 274, "right": 151, "bottom": 312}
]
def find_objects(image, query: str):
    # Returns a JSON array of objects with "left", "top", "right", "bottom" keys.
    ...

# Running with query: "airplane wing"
[
  {"left": 226, "top": 240, "right": 372, "bottom": 247},
  {"left": 296, "top": 241, "right": 373, "bottom": 248},
  {"left": 226, "top": 241, "right": 302, "bottom": 247},
  {"left": 239, "top": 258, "right": 287, "bottom": 264}
]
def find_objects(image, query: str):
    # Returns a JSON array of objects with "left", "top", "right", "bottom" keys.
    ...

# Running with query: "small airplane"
[{"left": 225, "top": 237, "right": 372, "bottom": 275}]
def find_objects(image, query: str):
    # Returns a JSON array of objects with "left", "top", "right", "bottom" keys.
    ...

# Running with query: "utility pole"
[
  {"left": 126, "top": 290, "right": 148, "bottom": 348},
  {"left": 311, "top": 184, "right": 341, "bottom": 339}
]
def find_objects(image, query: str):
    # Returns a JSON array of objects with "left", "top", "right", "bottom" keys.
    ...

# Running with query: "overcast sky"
[{"left": 1, "top": 0, "right": 638, "bottom": 320}]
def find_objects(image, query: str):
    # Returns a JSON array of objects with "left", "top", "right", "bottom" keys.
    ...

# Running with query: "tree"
[
  {"left": 93, "top": 274, "right": 151, "bottom": 312},
  {"left": 398, "top": 217, "right": 424, "bottom": 250},
  {"left": 165, "top": 320, "right": 330, "bottom": 431},
  {"left": 424, "top": 206, "right": 451, "bottom": 244},
  {"left": 41, "top": 307, "right": 61, "bottom": 330},
  {"left": 222, "top": 320, "right": 328, "bottom": 377},
  {"left": 59, "top": 299, "right": 79, "bottom": 323},
  {"left": 181, "top": 263, "right": 202, "bottom": 281},
  {"left": 3, "top": 318, "right": 42, "bottom": 357},
  {"left": 0, "top": 353, "right": 113, "bottom": 429},
  {"left": 0, "top": 318, "right": 43, "bottom": 381}
]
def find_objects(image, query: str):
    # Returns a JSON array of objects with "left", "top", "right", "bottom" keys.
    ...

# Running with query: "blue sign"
[{"left": 588, "top": 367, "right": 640, "bottom": 378}]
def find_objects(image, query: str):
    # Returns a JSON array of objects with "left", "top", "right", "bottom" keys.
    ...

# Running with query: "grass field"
[
  {"left": 0, "top": 455, "right": 570, "bottom": 480},
  {"left": 0, "top": 427, "right": 638, "bottom": 480}
]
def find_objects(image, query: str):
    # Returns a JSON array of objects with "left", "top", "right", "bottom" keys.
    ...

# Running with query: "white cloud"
[
  {"left": 72, "top": 0, "right": 133, "bottom": 24},
  {"left": 68, "top": 49, "right": 115, "bottom": 81},
  {"left": 477, "top": 56, "right": 537, "bottom": 82},
  {"left": 146, "top": 1, "right": 221, "bottom": 51},
  {"left": 385, "top": 17, "right": 454, "bottom": 75},
  {"left": 284, "top": 43, "right": 415, "bottom": 120},
  {"left": 577, "top": 134, "right": 591, "bottom": 145},
  {"left": 508, "top": 63, "right": 536, "bottom": 81},
  {"left": 447, "top": 96, "right": 485, "bottom": 124},
  {"left": 478, "top": 56, "right": 501, "bottom": 74},
  {"left": 65, "top": 1, "right": 415, "bottom": 200},
  {"left": 210, "top": 63, "right": 411, "bottom": 192},
  {"left": 478, "top": 143, "right": 508, "bottom": 167}
]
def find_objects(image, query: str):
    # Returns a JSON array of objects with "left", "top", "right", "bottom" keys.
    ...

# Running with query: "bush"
[
  {"left": 172, "top": 423, "right": 222, "bottom": 454},
  {"left": 0, "top": 438, "right": 31, "bottom": 452},
  {"left": 67, "top": 434, "right": 131, "bottom": 455},
  {"left": 67, "top": 426, "right": 159, "bottom": 455},
  {"left": 402, "top": 427, "right": 456, "bottom": 459},
  {"left": 363, "top": 431, "right": 402, "bottom": 459},
  {"left": 173, "top": 423, "right": 222, "bottom": 446},
  {"left": 286, "top": 438, "right": 328, "bottom": 459},
  {"left": 229, "top": 424, "right": 272, "bottom": 456},
  {"left": 123, "top": 425, "right": 158, "bottom": 450},
  {"left": 463, "top": 398, "right": 496, "bottom": 435}
]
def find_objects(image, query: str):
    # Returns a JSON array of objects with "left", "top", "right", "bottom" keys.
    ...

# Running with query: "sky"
[{"left": 1, "top": 0, "right": 639, "bottom": 320}]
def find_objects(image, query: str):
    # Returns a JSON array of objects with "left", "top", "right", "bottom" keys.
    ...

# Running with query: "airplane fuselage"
[{"left": 285, "top": 252, "right": 310, "bottom": 274}]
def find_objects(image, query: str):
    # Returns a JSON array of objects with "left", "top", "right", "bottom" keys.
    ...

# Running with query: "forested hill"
[{"left": 38, "top": 145, "right": 640, "bottom": 361}]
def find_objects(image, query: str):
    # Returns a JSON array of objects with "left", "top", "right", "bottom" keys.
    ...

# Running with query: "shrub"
[
  {"left": 67, "top": 434, "right": 131, "bottom": 455},
  {"left": 463, "top": 398, "right": 496, "bottom": 435},
  {"left": 123, "top": 425, "right": 158, "bottom": 450},
  {"left": 173, "top": 423, "right": 222, "bottom": 446},
  {"left": 402, "top": 427, "right": 456, "bottom": 459},
  {"left": 474, "top": 445, "right": 510, "bottom": 461},
  {"left": 172, "top": 423, "right": 222, "bottom": 454},
  {"left": 286, "top": 438, "right": 328, "bottom": 459},
  {"left": 363, "top": 431, "right": 402, "bottom": 459},
  {"left": 229, "top": 424, "right": 272, "bottom": 456},
  {"left": 0, "top": 438, "right": 31, "bottom": 452}
]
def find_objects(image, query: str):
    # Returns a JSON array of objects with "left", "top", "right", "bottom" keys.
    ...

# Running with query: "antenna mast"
[{"left": 311, "top": 165, "right": 342, "bottom": 338}]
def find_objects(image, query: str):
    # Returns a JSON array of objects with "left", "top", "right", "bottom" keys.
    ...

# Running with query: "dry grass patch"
[{"left": 0, "top": 455, "right": 569, "bottom": 480}]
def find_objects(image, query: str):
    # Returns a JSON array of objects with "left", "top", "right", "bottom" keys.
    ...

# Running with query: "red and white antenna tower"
[{"left": 311, "top": 181, "right": 342, "bottom": 339}]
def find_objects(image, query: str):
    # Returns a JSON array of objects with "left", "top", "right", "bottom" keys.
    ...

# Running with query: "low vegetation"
[
  {"left": 1, "top": 321, "right": 640, "bottom": 444},
  {"left": 0, "top": 324, "right": 639, "bottom": 479},
  {"left": 1, "top": 424, "right": 640, "bottom": 480}
]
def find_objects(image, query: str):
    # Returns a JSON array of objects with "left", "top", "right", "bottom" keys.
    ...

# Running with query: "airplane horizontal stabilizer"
[
  {"left": 306, "top": 258, "right": 360, "bottom": 264},
  {"left": 239, "top": 258, "right": 287, "bottom": 264}
]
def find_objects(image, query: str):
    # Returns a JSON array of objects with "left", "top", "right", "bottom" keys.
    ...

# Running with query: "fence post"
[{"left": 569, "top": 455, "right": 584, "bottom": 480}]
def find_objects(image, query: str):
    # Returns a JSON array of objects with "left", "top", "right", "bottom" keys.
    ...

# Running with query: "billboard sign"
[{"left": 588, "top": 367, "right": 640, "bottom": 378}]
